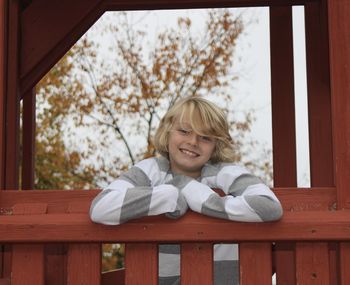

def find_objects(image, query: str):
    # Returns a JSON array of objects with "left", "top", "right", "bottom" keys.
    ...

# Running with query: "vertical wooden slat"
[
  {"left": 12, "top": 244, "right": 45, "bottom": 285},
  {"left": 270, "top": 6, "right": 297, "bottom": 187},
  {"left": 239, "top": 243, "right": 272, "bottom": 285},
  {"left": 21, "top": 88, "right": 36, "bottom": 190},
  {"left": 125, "top": 243, "right": 157, "bottom": 285},
  {"left": 296, "top": 242, "right": 330, "bottom": 285},
  {"left": 327, "top": 0, "right": 350, "bottom": 211},
  {"left": 328, "top": 1, "right": 350, "bottom": 283},
  {"left": 181, "top": 243, "right": 213, "bottom": 285},
  {"left": 338, "top": 243, "right": 350, "bottom": 284},
  {"left": 45, "top": 244, "right": 67, "bottom": 285},
  {"left": 270, "top": 6, "right": 297, "bottom": 285},
  {"left": 5, "top": 0, "right": 20, "bottom": 190},
  {"left": 305, "top": 0, "right": 334, "bottom": 187},
  {"left": 67, "top": 244, "right": 101, "bottom": 285},
  {"left": 0, "top": 0, "right": 7, "bottom": 190}
]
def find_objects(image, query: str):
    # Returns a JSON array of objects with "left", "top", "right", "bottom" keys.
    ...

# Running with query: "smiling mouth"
[{"left": 179, "top": 148, "right": 200, "bottom": 158}]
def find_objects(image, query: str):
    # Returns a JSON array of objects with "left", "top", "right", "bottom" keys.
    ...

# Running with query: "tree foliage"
[{"left": 36, "top": 9, "right": 272, "bottom": 190}]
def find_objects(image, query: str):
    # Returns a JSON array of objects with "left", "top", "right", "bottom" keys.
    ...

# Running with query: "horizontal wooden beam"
[
  {"left": 0, "top": 209, "right": 350, "bottom": 243},
  {"left": 0, "top": 187, "right": 337, "bottom": 212},
  {"left": 103, "top": 0, "right": 318, "bottom": 10}
]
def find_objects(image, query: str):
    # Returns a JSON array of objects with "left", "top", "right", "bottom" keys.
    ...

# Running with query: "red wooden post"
[
  {"left": 21, "top": 88, "right": 36, "bottom": 190},
  {"left": 125, "top": 243, "right": 158, "bottom": 285},
  {"left": 67, "top": 243, "right": 101, "bottom": 285},
  {"left": 0, "top": 0, "right": 6, "bottom": 190},
  {"left": 296, "top": 242, "right": 330, "bottom": 285},
  {"left": 339, "top": 243, "right": 350, "bottom": 284},
  {"left": 328, "top": 0, "right": 350, "bottom": 284},
  {"left": 239, "top": 243, "right": 272, "bottom": 285},
  {"left": 270, "top": 6, "right": 297, "bottom": 285},
  {"left": 5, "top": 0, "right": 20, "bottom": 190},
  {"left": 12, "top": 244, "right": 45, "bottom": 285},
  {"left": 181, "top": 243, "right": 213, "bottom": 285},
  {"left": 304, "top": 0, "right": 334, "bottom": 187}
]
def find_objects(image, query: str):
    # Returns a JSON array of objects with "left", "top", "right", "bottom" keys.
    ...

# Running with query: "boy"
[{"left": 90, "top": 96, "right": 283, "bottom": 284}]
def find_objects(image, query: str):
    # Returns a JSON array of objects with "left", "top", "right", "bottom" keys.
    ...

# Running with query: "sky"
[{"left": 82, "top": 6, "right": 311, "bottom": 187}]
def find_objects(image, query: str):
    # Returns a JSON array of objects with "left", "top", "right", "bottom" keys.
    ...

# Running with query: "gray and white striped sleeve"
[
  {"left": 182, "top": 163, "right": 283, "bottom": 222},
  {"left": 90, "top": 158, "right": 180, "bottom": 225}
]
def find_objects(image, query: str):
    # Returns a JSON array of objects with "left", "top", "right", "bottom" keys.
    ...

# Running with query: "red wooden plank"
[
  {"left": 296, "top": 242, "right": 330, "bottom": 285},
  {"left": 0, "top": 0, "right": 6, "bottom": 190},
  {"left": 103, "top": 0, "right": 318, "bottom": 10},
  {"left": 125, "top": 243, "right": 157, "bottom": 285},
  {"left": 12, "top": 244, "right": 45, "bottom": 285},
  {"left": 239, "top": 243, "right": 272, "bottom": 285},
  {"left": 270, "top": 6, "right": 297, "bottom": 187},
  {"left": 181, "top": 243, "right": 213, "bottom": 285},
  {"left": 5, "top": 0, "right": 20, "bottom": 190},
  {"left": 67, "top": 243, "right": 101, "bottom": 285},
  {"left": 20, "top": 0, "right": 104, "bottom": 93},
  {"left": 270, "top": 6, "right": 297, "bottom": 285},
  {"left": 305, "top": 1, "right": 334, "bottom": 187},
  {"left": 45, "top": 244, "right": 68, "bottom": 285},
  {"left": 3, "top": 210, "right": 350, "bottom": 242},
  {"left": 327, "top": 0, "right": 350, "bottom": 209},
  {"left": 21, "top": 89, "right": 36, "bottom": 190},
  {"left": 339, "top": 242, "right": 350, "bottom": 284},
  {"left": 0, "top": 187, "right": 337, "bottom": 213},
  {"left": 102, "top": 269, "right": 125, "bottom": 285}
]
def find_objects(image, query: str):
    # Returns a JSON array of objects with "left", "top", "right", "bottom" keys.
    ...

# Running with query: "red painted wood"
[
  {"left": 270, "top": 6, "right": 297, "bottom": 187},
  {"left": 5, "top": 0, "right": 20, "bottom": 190},
  {"left": 21, "top": 88, "right": 36, "bottom": 190},
  {"left": 181, "top": 243, "right": 213, "bottom": 284},
  {"left": 67, "top": 243, "right": 101, "bottom": 285},
  {"left": 0, "top": 278, "right": 10, "bottom": 285},
  {"left": 103, "top": 0, "right": 317, "bottom": 10},
  {"left": 0, "top": 246, "right": 11, "bottom": 280},
  {"left": 305, "top": 1, "right": 334, "bottom": 187},
  {"left": 20, "top": 0, "right": 104, "bottom": 93},
  {"left": 270, "top": 6, "right": 297, "bottom": 285},
  {"left": 45, "top": 244, "right": 68, "bottom": 285},
  {"left": 0, "top": 187, "right": 337, "bottom": 212},
  {"left": 102, "top": 269, "right": 125, "bottom": 285},
  {"left": 125, "top": 243, "right": 157, "bottom": 285},
  {"left": 239, "top": 243, "right": 272, "bottom": 285},
  {"left": 327, "top": 0, "right": 350, "bottom": 209},
  {"left": 2, "top": 210, "right": 350, "bottom": 242},
  {"left": 339, "top": 242, "right": 350, "bottom": 284},
  {"left": 296, "top": 242, "right": 330, "bottom": 285},
  {"left": 12, "top": 244, "right": 45, "bottom": 285},
  {"left": 0, "top": 0, "right": 6, "bottom": 191}
]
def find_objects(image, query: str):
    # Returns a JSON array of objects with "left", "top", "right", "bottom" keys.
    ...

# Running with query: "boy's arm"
[
  {"left": 182, "top": 164, "right": 283, "bottom": 222},
  {"left": 90, "top": 159, "right": 185, "bottom": 225}
]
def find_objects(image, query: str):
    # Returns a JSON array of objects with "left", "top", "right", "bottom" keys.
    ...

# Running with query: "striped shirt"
[{"left": 90, "top": 156, "right": 282, "bottom": 284}]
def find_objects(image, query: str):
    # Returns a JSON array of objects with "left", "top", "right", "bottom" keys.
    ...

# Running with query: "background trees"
[{"left": 35, "top": 9, "right": 271, "bottom": 191}]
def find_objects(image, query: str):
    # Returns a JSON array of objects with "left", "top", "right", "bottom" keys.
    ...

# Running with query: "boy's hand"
[{"left": 164, "top": 175, "right": 193, "bottom": 219}]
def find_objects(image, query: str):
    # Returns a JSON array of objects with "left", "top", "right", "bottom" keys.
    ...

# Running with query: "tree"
[{"left": 36, "top": 9, "right": 272, "bottom": 190}]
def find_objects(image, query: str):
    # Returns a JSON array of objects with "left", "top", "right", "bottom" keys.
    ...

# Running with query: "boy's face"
[{"left": 168, "top": 118, "right": 216, "bottom": 178}]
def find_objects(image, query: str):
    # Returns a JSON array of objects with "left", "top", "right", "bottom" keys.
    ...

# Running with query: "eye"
[
  {"left": 178, "top": 129, "right": 191, "bottom": 135},
  {"left": 199, "top": 135, "right": 214, "bottom": 142}
]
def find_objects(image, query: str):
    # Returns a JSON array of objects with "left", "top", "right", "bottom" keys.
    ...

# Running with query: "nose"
[{"left": 187, "top": 133, "right": 199, "bottom": 146}]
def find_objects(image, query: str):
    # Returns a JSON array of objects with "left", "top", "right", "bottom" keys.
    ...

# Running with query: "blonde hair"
[{"left": 153, "top": 96, "right": 236, "bottom": 163}]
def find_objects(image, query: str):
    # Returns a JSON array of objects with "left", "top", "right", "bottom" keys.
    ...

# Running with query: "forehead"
[{"left": 174, "top": 111, "right": 211, "bottom": 134}]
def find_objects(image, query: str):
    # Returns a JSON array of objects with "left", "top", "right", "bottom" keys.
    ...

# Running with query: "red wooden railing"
[{"left": 1, "top": 188, "right": 349, "bottom": 284}]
